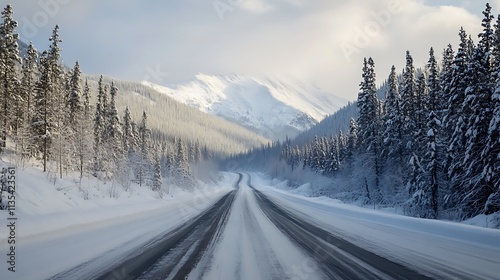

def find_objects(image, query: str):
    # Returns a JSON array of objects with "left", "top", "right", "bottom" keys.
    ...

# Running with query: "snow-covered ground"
[
  {"left": 2, "top": 166, "right": 499, "bottom": 279},
  {"left": 250, "top": 173, "right": 500, "bottom": 279},
  {"left": 0, "top": 163, "right": 235, "bottom": 280}
]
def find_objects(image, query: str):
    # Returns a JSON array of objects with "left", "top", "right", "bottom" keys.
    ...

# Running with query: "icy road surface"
[{"left": 2, "top": 173, "right": 500, "bottom": 279}]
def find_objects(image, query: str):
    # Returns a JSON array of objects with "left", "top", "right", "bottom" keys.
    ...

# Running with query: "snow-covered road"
[
  {"left": 189, "top": 173, "right": 327, "bottom": 280},
  {"left": 2, "top": 172, "right": 500, "bottom": 279}
]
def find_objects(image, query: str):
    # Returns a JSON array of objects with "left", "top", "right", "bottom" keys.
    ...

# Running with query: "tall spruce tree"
[
  {"left": 32, "top": 51, "right": 52, "bottom": 171},
  {"left": 0, "top": 5, "right": 21, "bottom": 152},
  {"left": 461, "top": 3, "right": 495, "bottom": 218},
  {"left": 93, "top": 76, "right": 106, "bottom": 176},
  {"left": 410, "top": 110, "right": 441, "bottom": 219},
  {"left": 357, "top": 57, "right": 382, "bottom": 202},
  {"left": 67, "top": 61, "right": 82, "bottom": 174},
  {"left": 440, "top": 44, "right": 455, "bottom": 114},
  {"left": 481, "top": 14, "right": 500, "bottom": 215},
  {"left": 103, "top": 82, "right": 123, "bottom": 175},
  {"left": 445, "top": 28, "right": 471, "bottom": 212},
  {"left": 67, "top": 61, "right": 82, "bottom": 126},
  {"left": 136, "top": 111, "right": 151, "bottom": 187},
  {"left": 19, "top": 42, "right": 38, "bottom": 156},
  {"left": 74, "top": 79, "right": 92, "bottom": 178},
  {"left": 427, "top": 48, "right": 441, "bottom": 113},
  {"left": 45, "top": 25, "right": 68, "bottom": 178},
  {"left": 381, "top": 66, "right": 404, "bottom": 199},
  {"left": 382, "top": 66, "right": 402, "bottom": 161},
  {"left": 401, "top": 51, "right": 417, "bottom": 158},
  {"left": 122, "top": 106, "right": 136, "bottom": 157},
  {"left": 153, "top": 152, "right": 162, "bottom": 192},
  {"left": 407, "top": 73, "right": 428, "bottom": 214}
]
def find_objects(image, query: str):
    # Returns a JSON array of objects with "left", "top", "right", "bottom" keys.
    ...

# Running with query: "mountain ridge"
[
  {"left": 83, "top": 74, "right": 270, "bottom": 156},
  {"left": 142, "top": 74, "right": 347, "bottom": 140}
]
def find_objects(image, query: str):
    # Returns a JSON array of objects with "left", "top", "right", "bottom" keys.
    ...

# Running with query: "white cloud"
[
  {"left": 241, "top": 0, "right": 274, "bottom": 14},
  {"left": 4, "top": 0, "right": 487, "bottom": 101}
]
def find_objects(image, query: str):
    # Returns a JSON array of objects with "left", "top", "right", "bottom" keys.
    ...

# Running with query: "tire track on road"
[
  {"left": 248, "top": 175, "right": 433, "bottom": 280},
  {"left": 88, "top": 175, "right": 240, "bottom": 280}
]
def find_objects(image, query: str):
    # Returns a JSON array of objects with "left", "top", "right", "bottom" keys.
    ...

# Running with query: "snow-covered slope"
[{"left": 142, "top": 74, "right": 347, "bottom": 140}]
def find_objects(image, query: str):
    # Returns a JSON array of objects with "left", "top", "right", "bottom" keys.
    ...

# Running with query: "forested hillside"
[
  {"left": 84, "top": 75, "right": 269, "bottom": 155},
  {"left": 0, "top": 4, "right": 268, "bottom": 203}
]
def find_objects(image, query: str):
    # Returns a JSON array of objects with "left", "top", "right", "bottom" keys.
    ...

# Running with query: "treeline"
[
  {"left": 0, "top": 5, "right": 202, "bottom": 192},
  {"left": 279, "top": 4, "right": 499, "bottom": 221}
]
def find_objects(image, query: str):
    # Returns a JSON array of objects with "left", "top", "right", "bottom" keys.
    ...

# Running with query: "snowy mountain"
[
  {"left": 142, "top": 74, "right": 347, "bottom": 140},
  {"left": 84, "top": 75, "right": 270, "bottom": 156}
]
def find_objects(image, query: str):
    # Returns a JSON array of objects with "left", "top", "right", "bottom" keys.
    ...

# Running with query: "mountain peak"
[{"left": 143, "top": 74, "right": 347, "bottom": 140}]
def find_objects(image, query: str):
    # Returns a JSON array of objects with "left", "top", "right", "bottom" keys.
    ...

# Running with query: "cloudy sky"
[{"left": 2, "top": 0, "right": 495, "bottom": 101}]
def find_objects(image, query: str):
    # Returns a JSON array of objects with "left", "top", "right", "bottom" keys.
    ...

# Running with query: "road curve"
[{"left": 248, "top": 175, "right": 433, "bottom": 280}]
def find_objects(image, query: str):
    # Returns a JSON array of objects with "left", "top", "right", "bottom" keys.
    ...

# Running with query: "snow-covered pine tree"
[
  {"left": 401, "top": 51, "right": 417, "bottom": 141},
  {"left": 18, "top": 42, "right": 38, "bottom": 157},
  {"left": 445, "top": 28, "right": 471, "bottom": 211},
  {"left": 481, "top": 14, "right": 500, "bottom": 215},
  {"left": 103, "top": 82, "right": 123, "bottom": 176},
  {"left": 302, "top": 143, "right": 310, "bottom": 169},
  {"left": 427, "top": 47, "right": 447, "bottom": 214},
  {"left": 492, "top": 14, "right": 500, "bottom": 82},
  {"left": 46, "top": 25, "right": 70, "bottom": 178},
  {"left": 83, "top": 80, "right": 92, "bottom": 117},
  {"left": 73, "top": 79, "right": 92, "bottom": 178},
  {"left": 483, "top": 69, "right": 500, "bottom": 214},
  {"left": 165, "top": 146, "right": 175, "bottom": 178},
  {"left": 32, "top": 51, "right": 52, "bottom": 171},
  {"left": 174, "top": 138, "right": 193, "bottom": 190},
  {"left": 460, "top": 3, "right": 495, "bottom": 218},
  {"left": 152, "top": 152, "right": 162, "bottom": 192},
  {"left": 337, "top": 131, "right": 347, "bottom": 167},
  {"left": 357, "top": 57, "right": 382, "bottom": 203},
  {"left": 324, "top": 134, "right": 340, "bottom": 175},
  {"left": 410, "top": 110, "right": 441, "bottom": 219},
  {"left": 193, "top": 142, "right": 201, "bottom": 164},
  {"left": 358, "top": 58, "right": 380, "bottom": 151},
  {"left": 415, "top": 72, "right": 428, "bottom": 132},
  {"left": 67, "top": 61, "right": 82, "bottom": 126},
  {"left": 445, "top": 28, "right": 470, "bottom": 134},
  {"left": 346, "top": 118, "right": 357, "bottom": 159},
  {"left": 406, "top": 72, "right": 428, "bottom": 214},
  {"left": 380, "top": 65, "right": 404, "bottom": 200},
  {"left": 93, "top": 76, "right": 106, "bottom": 176},
  {"left": 427, "top": 48, "right": 441, "bottom": 114},
  {"left": 136, "top": 110, "right": 152, "bottom": 187},
  {"left": 311, "top": 135, "right": 326, "bottom": 173},
  {"left": 131, "top": 119, "right": 140, "bottom": 156},
  {"left": 321, "top": 136, "right": 329, "bottom": 173},
  {"left": 159, "top": 141, "right": 167, "bottom": 176},
  {"left": 440, "top": 44, "right": 454, "bottom": 115},
  {"left": 381, "top": 66, "right": 403, "bottom": 162},
  {"left": 0, "top": 5, "right": 21, "bottom": 152},
  {"left": 290, "top": 145, "right": 301, "bottom": 171},
  {"left": 425, "top": 111, "right": 442, "bottom": 217},
  {"left": 122, "top": 106, "right": 136, "bottom": 157},
  {"left": 67, "top": 61, "right": 83, "bottom": 175}
]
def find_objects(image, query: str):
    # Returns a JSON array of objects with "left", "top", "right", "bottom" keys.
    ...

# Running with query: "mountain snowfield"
[{"left": 142, "top": 74, "right": 347, "bottom": 139}]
